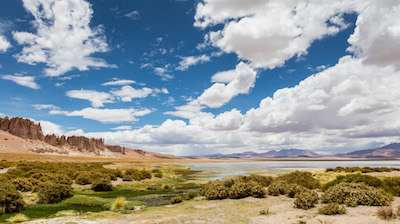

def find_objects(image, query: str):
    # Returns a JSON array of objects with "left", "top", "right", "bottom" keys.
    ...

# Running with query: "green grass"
[
  {"left": 76, "top": 188, "right": 166, "bottom": 198},
  {"left": 0, "top": 194, "right": 144, "bottom": 222}
]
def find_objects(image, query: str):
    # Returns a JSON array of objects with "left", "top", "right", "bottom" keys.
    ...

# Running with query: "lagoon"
[{"left": 174, "top": 160, "right": 400, "bottom": 180}]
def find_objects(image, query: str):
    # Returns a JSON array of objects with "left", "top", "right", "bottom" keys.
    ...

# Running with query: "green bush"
[
  {"left": 154, "top": 172, "right": 163, "bottom": 178},
  {"left": 205, "top": 180, "right": 229, "bottom": 200},
  {"left": 286, "top": 184, "right": 306, "bottom": 198},
  {"left": 322, "top": 174, "right": 392, "bottom": 194},
  {"left": 267, "top": 180, "right": 288, "bottom": 196},
  {"left": 242, "top": 175, "right": 273, "bottom": 187},
  {"left": 38, "top": 182, "right": 73, "bottom": 204},
  {"left": 122, "top": 175, "right": 133, "bottom": 181},
  {"left": 11, "top": 178, "right": 34, "bottom": 192},
  {"left": 294, "top": 190, "right": 318, "bottom": 210},
  {"left": 277, "top": 171, "right": 319, "bottom": 189},
  {"left": 318, "top": 203, "right": 347, "bottom": 215},
  {"left": 140, "top": 170, "right": 152, "bottom": 179},
  {"left": 229, "top": 182, "right": 250, "bottom": 199},
  {"left": 321, "top": 182, "right": 392, "bottom": 207},
  {"left": 39, "top": 174, "right": 73, "bottom": 185},
  {"left": 75, "top": 172, "right": 92, "bottom": 185},
  {"left": 171, "top": 196, "right": 183, "bottom": 204},
  {"left": 161, "top": 184, "right": 175, "bottom": 192},
  {"left": 384, "top": 177, "right": 400, "bottom": 196},
  {"left": 0, "top": 182, "right": 25, "bottom": 214},
  {"left": 91, "top": 178, "right": 113, "bottom": 192},
  {"left": 186, "top": 190, "right": 198, "bottom": 199}
]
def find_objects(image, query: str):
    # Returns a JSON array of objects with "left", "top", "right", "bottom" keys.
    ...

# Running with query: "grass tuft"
[
  {"left": 6, "top": 213, "right": 30, "bottom": 222},
  {"left": 110, "top": 197, "right": 126, "bottom": 210},
  {"left": 54, "top": 210, "right": 79, "bottom": 217}
]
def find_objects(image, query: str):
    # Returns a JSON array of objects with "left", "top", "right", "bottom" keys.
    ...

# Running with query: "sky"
[{"left": 0, "top": 0, "right": 400, "bottom": 156}]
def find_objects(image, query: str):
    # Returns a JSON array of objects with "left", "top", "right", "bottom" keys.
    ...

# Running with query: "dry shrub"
[
  {"left": 75, "top": 172, "right": 92, "bottom": 185},
  {"left": 91, "top": 178, "right": 113, "bottom": 192},
  {"left": 205, "top": 180, "right": 229, "bottom": 200},
  {"left": 318, "top": 203, "right": 347, "bottom": 215},
  {"left": 294, "top": 190, "right": 318, "bottom": 209},
  {"left": 376, "top": 207, "right": 396, "bottom": 220},
  {"left": 321, "top": 182, "right": 392, "bottom": 207},
  {"left": 267, "top": 180, "right": 288, "bottom": 196},
  {"left": 287, "top": 184, "right": 306, "bottom": 198},
  {"left": 185, "top": 190, "right": 198, "bottom": 199},
  {"left": 0, "top": 182, "right": 25, "bottom": 214},
  {"left": 11, "top": 178, "right": 34, "bottom": 192},
  {"left": 171, "top": 196, "right": 183, "bottom": 204},
  {"left": 37, "top": 182, "right": 73, "bottom": 204},
  {"left": 277, "top": 171, "right": 319, "bottom": 189}
]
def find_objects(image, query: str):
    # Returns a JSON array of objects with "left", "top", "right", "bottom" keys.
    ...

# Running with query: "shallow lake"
[{"left": 173, "top": 160, "right": 400, "bottom": 180}]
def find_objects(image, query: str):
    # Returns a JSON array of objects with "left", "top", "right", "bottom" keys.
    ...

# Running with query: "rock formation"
[
  {"left": 0, "top": 116, "right": 113, "bottom": 155},
  {"left": 134, "top": 149, "right": 146, "bottom": 156},
  {"left": 67, "top": 136, "right": 105, "bottom": 153},
  {"left": 0, "top": 117, "right": 44, "bottom": 141},
  {"left": 106, "top": 145, "right": 126, "bottom": 155}
]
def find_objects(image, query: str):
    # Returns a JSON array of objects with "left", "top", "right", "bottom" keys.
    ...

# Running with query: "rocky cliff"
[
  {"left": 0, "top": 117, "right": 111, "bottom": 155},
  {"left": 106, "top": 145, "right": 126, "bottom": 155},
  {"left": 0, "top": 117, "right": 44, "bottom": 141}
]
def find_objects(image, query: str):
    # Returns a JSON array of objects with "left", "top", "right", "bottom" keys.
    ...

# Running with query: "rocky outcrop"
[
  {"left": 106, "top": 145, "right": 126, "bottom": 155},
  {"left": 0, "top": 117, "right": 44, "bottom": 141},
  {"left": 45, "top": 134, "right": 106, "bottom": 153},
  {"left": 44, "top": 134, "right": 67, "bottom": 146},
  {"left": 67, "top": 136, "right": 105, "bottom": 153},
  {"left": 134, "top": 149, "right": 146, "bottom": 156}
]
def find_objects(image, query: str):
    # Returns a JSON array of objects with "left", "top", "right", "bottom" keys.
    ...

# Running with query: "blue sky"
[{"left": 1, "top": 0, "right": 400, "bottom": 156}]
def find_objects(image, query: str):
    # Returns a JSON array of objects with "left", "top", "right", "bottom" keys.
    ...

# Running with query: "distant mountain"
[
  {"left": 202, "top": 149, "right": 322, "bottom": 159},
  {"left": 339, "top": 143, "right": 400, "bottom": 158}
]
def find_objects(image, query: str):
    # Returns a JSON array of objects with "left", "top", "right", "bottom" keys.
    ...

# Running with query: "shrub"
[
  {"left": 75, "top": 172, "right": 92, "bottom": 185},
  {"left": 171, "top": 196, "right": 183, "bottom": 204},
  {"left": 229, "top": 182, "right": 250, "bottom": 199},
  {"left": 39, "top": 174, "right": 73, "bottom": 185},
  {"left": 186, "top": 190, "right": 198, "bottom": 199},
  {"left": 318, "top": 203, "right": 347, "bottom": 215},
  {"left": 384, "top": 177, "right": 400, "bottom": 196},
  {"left": 243, "top": 175, "right": 274, "bottom": 187},
  {"left": 140, "top": 170, "right": 152, "bottom": 179},
  {"left": 0, "top": 182, "right": 25, "bottom": 214},
  {"left": 38, "top": 182, "right": 73, "bottom": 204},
  {"left": 259, "top": 208, "right": 269, "bottom": 215},
  {"left": 5, "top": 213, "right": 29, "bottom": 222},
  {"left": 294, "top": 190, "right": 318, "bottom": 209},
  {"left": 154, "top": 172, "right": 163, "bottom": 178},
  {"left": 268, "top": 180, "right": 288, "bottom": 196},
  {"left": 286, "top": 184, "right": 306, "bottom": 198},
  {"left": 11, "top": 178, "right": 34, "bottom": 192},
  {"left": 322, "top": 174, "right": 388, "bottom": 192},
  {"left": 113, "top": 170, "right": 124, "bottom": 178},
  {"left": 321, "top": 182, "right": 392, "bottom": 207},
  {"left": 91, "top": 178, "right": 113, "bottom": 192},
  {"left": 161, "top": 184, "right": 175, "bottom": 192},
  {"left": 111, "top": 197, "right": 126, "bottom": 210},
  {"left": 277, "top": 171, "right": 319, "bottom": 189},
  {"left": 125, "top": 168, "right": 138, "bottom": 176},
  {"left": 205, "top": 181, "right": 229, "bottom": 200},
  {"left": 376, "top": 207, "right": 396, "bottom": 220}
]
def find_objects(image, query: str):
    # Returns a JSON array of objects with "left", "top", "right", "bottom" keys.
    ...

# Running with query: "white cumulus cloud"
[
  {"left": 176, "top": 54, "right": 210, "bottom": 71},
  {"left": 66, "top": 89, "right": 114, "bottom": 107},
  {"left": 13, "top": 0, "right": 113, "bottom": 77}
]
